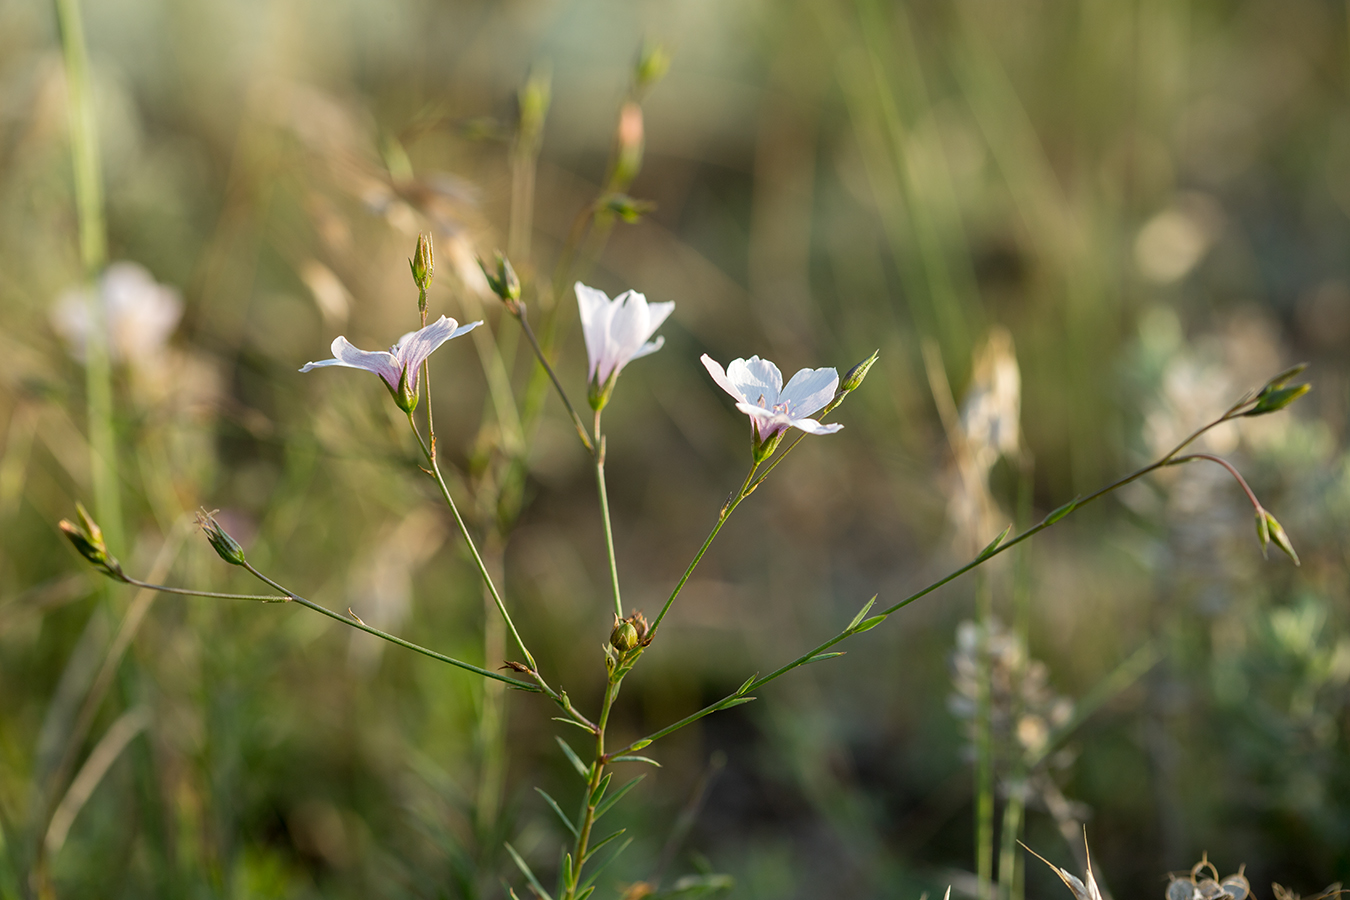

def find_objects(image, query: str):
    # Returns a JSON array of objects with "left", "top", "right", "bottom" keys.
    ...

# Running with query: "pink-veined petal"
[
  {"left": 779, "top": 366, "right": 839, "bottom": 417},
  {"left": 395, "top": 316, "right": 481, "bottom": 372},
  {"left": 786, "top": 416, "right": 843, "bottom": 435},
  {"left": 301, "top": 336, "right": 403, "bottom": 388}
]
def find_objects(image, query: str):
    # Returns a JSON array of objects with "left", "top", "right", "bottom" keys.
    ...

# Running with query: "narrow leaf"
[
  {"left": 719, "top": 696, "right": 756, "bottom": 709},
  {"left": 551, "top": 717, "right": 593, "bottom": 733},
  {"left": 583, "top": 827, "right": 627, "bottom": 863},
  {"left": 576, "top": 837, "right": 635, "bottom": 893},
  {"left": 561, "top": 853, "right": 573, "bottom": 890},
  {"left": 977, "top": 524, "right": 1013, "bottom": 561},
  {"left": 555, "top": 737, "right": 590, "bottom": 780},
  {"left": 630, "top": 739, "right": 652, "bottom": 751},
  {"left": 504, "top": 842, "right": 553, "bottom": 900},
  {"left": 589, "top": 772, "right": 613, "bottom": 807},
  {"left": 594, "top": 775, "right": 645, "bottom": 819},
  {"left": 852, "top": 614, "right": 887, "bottom": 634},
  {"left": 611, "top": 755, "right": 662, "bottom": 767},
  {"left": 735, "top": 673, "right": 757, "bottom": 696},
  {"left": 805, "top": 652, "right": 846, "bottom": 665},
  {"left": 1046, "top": 496, "right": 1081, "bottom": 525},
  {"left": 577, "top": 889, "right": 595, "bottom": 900},
  {"left": 847, "top": 596, "right": 877, "bottom": 631},
  {"left": 534, "top": 787, "right": 579, "bottom": 837}
]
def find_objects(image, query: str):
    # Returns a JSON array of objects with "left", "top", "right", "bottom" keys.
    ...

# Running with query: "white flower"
[
  {"left": 701, "top": 354, "right": 843, "bottom": 443},
  {"left": 51, "top": 262, "right": 183, "bottom": 366},
  {"left": 575, "top": 282, "right": 674, "bottom": 394},
  {"left": 300, "top": 315, "right": 481, "bottom": 411}
]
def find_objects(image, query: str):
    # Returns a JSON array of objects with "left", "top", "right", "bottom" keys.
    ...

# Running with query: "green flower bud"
[
  {"left": 409, "top": 233, "right": 434, "bottom": 297},
  {"left": 840, "top": 350, "right": 879, "bottom": 394},
  {"left": 1261, "top": 509, "right": 1300, "bottom": 566},
  {"left": 478, "top": 253, "right": 522, "bottom": 313},
  {"left": 196, "top": 509, "right": 247, "bottom": 567},
  {"left": 611, "top": 619, "right": 639, "bottom": 653},
  {"left": 600, "top": 193, "right": 656, "bottom": 224},
  {"left": 58, "top": 503, "right": 124, "bottom": 580},
  {"left": 635, "top": 40, "right": 670, "bottom": 92}
]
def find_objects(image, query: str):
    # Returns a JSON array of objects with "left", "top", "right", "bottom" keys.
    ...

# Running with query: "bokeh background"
[{"left": 3, "top": 0, "right": 1350, "bottom": 897}]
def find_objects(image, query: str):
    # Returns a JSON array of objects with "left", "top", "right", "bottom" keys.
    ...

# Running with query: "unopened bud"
[
  {"left": 612, "top": 103, "right": 645, "bottom": 186},
  {"left": 409, "top": 233, "right": 434, "bottom": 297},
  {"left": 611, "top": 619, "right": 639, "bottom": 653},
  {"left": 478, "top": 253, "right": 522, "bottom": 313},
  {"left": 58, "top": 503, "right": 124, "bottom": 580},
  {"left": 635, "top": 41, "right": 670, "bottom": 93},
  {"left": 1244, "top": 383, "right": 1310, "bottom": 417},
  {"left": 840, "top": 350, "right": 879, "bottom": 394},
  {"left": 196, "top": 509, "right": 247, "bottom": 567},
  {"left": 1259, "top": 509, "right": 1300, "bottom": 566}
]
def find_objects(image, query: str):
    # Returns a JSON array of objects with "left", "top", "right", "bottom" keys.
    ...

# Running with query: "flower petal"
[
  {"left": 630, "top": 335, "right": 665, "bottom": 362},
  {"left": 301, "top": 336, "right": 403, "bottom": 388},
  {"left": 778, "top": 366, "right": 839, "bottom": 417},
  {"left": 575, "top": 282, "right": 615, "bottom": 379},
  {"left": 786, "top": 416, "right": 843, "bottom": 435},
  {"left": 726, "top": 356, "right": 782, "bottom": 406},
  {"left": 395, "top": 315, "right": 481, "bottom": 372},
  {"left": 701, "top": 354, "right": 746, "bottom": 403}
]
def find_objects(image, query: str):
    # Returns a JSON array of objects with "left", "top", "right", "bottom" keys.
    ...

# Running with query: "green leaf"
[
  {"left": 1045, "top": 496, "right": 1081, "bottom": 525},
  {"left": 583, "top": 827, "right": 626, "bottom": 863},
  {"left": 555, "top": 737, "right": 590, "bottom": 781},
  {"left": 534, "top": 787, "right": 578, "bottom": 837},
  {"left": 589, "top": 772, "right": 613, "bottom": 807},
  {"left": 852, "top": 614, "right": 887, "bottom": 634},
  {"left": 576, "top": 889, "right": 595, "bottom": 900},
  {"left": 551, "top": 716, "right": 593, "bottom": 732},
  {"left": 805, "top": 652, "right": 846, "bottom": 665},
  {"left": 611, "top": 755, "right": 662, "bottom": 767},
  {"left": 576, "top": 837, "right": 634, "bottom": 893},
  {"left": 720, "top": 696, "right": 756, "bottom": 709},
  {"left": 561, "top": 853, "right": 573, "bottom": 890},
  {"left": 630, "top": 739, "right": 652, "bottom": 751},
  {"left": 504, "top": 842, "right": 553, "bottom": 900},
  {"left": 1260, "top": 362, "right": 1309, "bottom": 392},
  {"left": 847, "top": 596, "right": 877, "bottom": 631},
  {"left": 977, "top": 524, "right": 1013, "bottom": 561},
  {"left": 594, "top": 775, "right": 645, "bottom": 819},
  {"left": 735, "top": 673, "right": 757, "bottom": 696},
  {"left": 658, "top": 873, "right": 736, "bottom": 896}
]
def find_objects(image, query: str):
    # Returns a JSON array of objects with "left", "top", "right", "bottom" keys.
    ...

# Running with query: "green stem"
[
  {"left": 593, "top": 411, "right": 623, "bottom": 619},
  {"left": 566, "top": 674, "right": 620, "bottom": 899},
  {"left": 407, "top": 414, "right": 539, "bottom": 674},
  {"left": 974, "top": 573, "right": 994, "bottom": 900},
  {"left": 237, "top": 561, "right": 538, "bottom": 690},
  {"left": 648, "top": 462, "right": 758, "bottom": 637},
  {"left": 610, "top": 409, "right": 1242, "bottom": 757},
  {"left": 121, "top": 576, "right": 288, "bottom": 602}
]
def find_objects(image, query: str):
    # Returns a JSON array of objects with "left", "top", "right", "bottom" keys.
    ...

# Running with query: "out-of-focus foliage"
[{"left": 1, "top": 0, "right": 1348, "bottom": 898}]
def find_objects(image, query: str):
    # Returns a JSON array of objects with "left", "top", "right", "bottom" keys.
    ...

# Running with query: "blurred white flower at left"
[{"left": 51, "top": 262, "right": 182, "bottom": 366}]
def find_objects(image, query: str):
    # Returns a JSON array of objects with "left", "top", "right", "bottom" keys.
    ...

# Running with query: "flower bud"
[
  {"left": 478, "top": 253, "right": 522, "bottom": 313},
  {"left": 840, "top": 350, "right": 879, "bottom": 395},
  {"left": 1259, "top": 509, "right": 1300, "bottom": 566},
  {"left": 612, "top": 103, "right": 645, "bottom": 186},
  {"left": 611, "top": 619, "right": 639, "bottom": 653},
  {"left": 409, "top": 233, "right": 434, "bottom": 297},
  {"left": 635, "top": 41, "right": 670, "bottom": 93},
  {"left": 58, "top": 503, "right": 125, "bottom": 580},
  {"left": 1244, "top": 363, "right": 1310, "bottom": 416},
  {"left": 196, "top": 509, "right": 246, "bottom": 566}
]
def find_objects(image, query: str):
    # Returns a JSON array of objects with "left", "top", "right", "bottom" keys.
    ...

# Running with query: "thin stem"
[
  {"left": 238, "top": 561, "right": 539, "bottom": 691},
  {"left": 648, "top": 462, "right": 759, "bottom": 637},
  {"left": 407, "top": 414, "right": 540, "bottom": 673},
  {"left": 566, "top": 673, "right": 620, "bottom": 899},
  {"left": 1168, "top": 453, "right": 1262, "bottom": 510},
  {"left": 519, "top": 311, "right": 593, "bottom": 453},
  {"left": 594, "top": 411, "right": 623, "bottom": 619},
  {"left": 121, "top": 576, "right": 288, "bottom": 602},
  {"left": 610, "top": 407, "right": 1244, "bottom": 758}
]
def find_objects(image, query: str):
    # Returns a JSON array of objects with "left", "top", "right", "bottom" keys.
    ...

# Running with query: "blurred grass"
[{"left": 2, "top": 0, "right": 1350, "bottom": 898}]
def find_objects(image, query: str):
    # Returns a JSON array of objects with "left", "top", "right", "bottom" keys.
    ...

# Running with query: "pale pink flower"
[
  {"left": 701, "top": 354, "right": 843, "bottom": 442},
  {"left": 576, "top": 282, "right": 674, "bottom": 389}
]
